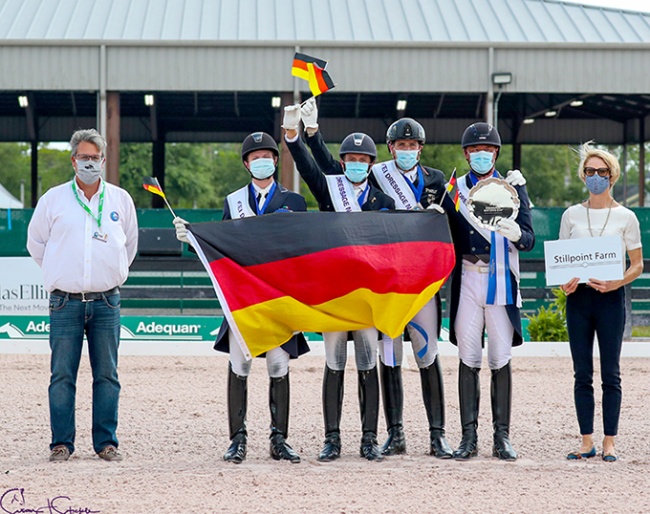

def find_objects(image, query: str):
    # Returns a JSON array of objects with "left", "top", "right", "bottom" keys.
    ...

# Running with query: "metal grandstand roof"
[{"left": 1, "top": 0, "right": 649, "bottom": 44}]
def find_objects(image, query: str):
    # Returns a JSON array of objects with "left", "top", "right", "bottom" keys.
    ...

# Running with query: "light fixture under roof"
[
  {"left": 523, "top": 118, "right": 535, "bottom": 125},
  {"left": 396, "top": 99, "right": 407, "bottom": 111},
  {"left": 492, "top": 72, "right": 512, "bottom": 85},
  {"left": 545, "top": 110, "right": 558, "bottom": 117},
  {"left": 144, "top": 94, "right": 154, "bottom": 106},
  {"left": 18, "top": 95, "right": 28, "bottom": 108},
  {"left": 271, "top": 96, "right": 281, "bottom": 108},
  {"left": 570, "top": 100, "right": 584, "bottom": 107}
]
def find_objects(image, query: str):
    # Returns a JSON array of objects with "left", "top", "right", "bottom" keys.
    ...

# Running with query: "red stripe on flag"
[{"left": 209, "top": 240, "right": 455, "bottom": 312}]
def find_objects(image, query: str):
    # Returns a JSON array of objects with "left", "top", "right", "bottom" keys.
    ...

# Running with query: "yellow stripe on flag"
[{"left": 230, "top": 280, "right": 446, "bottom": 357}]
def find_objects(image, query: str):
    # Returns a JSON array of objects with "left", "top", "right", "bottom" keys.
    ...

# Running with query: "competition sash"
[
  {"left": 324, "top": 175, "right": 362, "bottom": 212},
  {"left": 371, "top": 160, "right": 418, "bottom": 210},
  {"left": 457, "top": 173, "right": 521, "bottom": 307},
  {"left": 226, "top": 186, "right": 257, "bottom": 218}
]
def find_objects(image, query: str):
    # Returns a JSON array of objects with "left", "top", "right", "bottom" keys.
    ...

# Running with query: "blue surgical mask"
[
  {"left": 468, "top": 151, "right": 495, "bottom": 175},
  {"left": 249, "top": 158, "right": 275, "bottom": 180},
  {"left": 75, "top": 160, "right": 102, "bottom": 185},
  {"left": 344, "top": 162, "right": 369, "bottom": 183},
  {"left": 395, "top": 150, "right": 419, "bottom": 171},
  {"left": 585, "top": 174, "right": 610, "bottom": 195}
]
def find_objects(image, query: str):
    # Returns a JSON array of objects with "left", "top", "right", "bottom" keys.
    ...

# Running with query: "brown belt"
[{"left": 51, "top": 287, "right": 120, "bottom": 302}]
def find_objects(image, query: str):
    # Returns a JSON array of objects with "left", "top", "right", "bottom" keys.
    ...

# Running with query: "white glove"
[
  {"left": 282, "top": 104, "right": 301, "bottom": 131},
  {"left": 506, "top": 169, "right": 526, "bottom": 187},
  {"left": 173, "top": 216, "right": 190, "bottom": 244},
  {"left": 426, "top": 202, "right": 444, "bottom": 214},
  {"left": 496, "top": 218, "right": 522, "bottom": 242},
  {"left": 300, "top": 97, "right": 319, "bottom": 130}
]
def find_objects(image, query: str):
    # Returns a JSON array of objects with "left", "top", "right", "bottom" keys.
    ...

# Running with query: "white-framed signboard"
[{"left": 543, "top": 236, "right": 624, "bottom": 287}]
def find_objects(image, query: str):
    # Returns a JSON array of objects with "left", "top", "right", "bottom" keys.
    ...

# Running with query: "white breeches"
[
  {"left": 454, "top": 264, "right": 513, "bottom": 370},
  {"left": 323, "top": 327, "right": 378, "bottom": 371},
  {"left": 378, "top": 296, "right": 439, "bottom": 369},
  {"left": 228, "top": 330, "right": 290, "bottom": 378}
]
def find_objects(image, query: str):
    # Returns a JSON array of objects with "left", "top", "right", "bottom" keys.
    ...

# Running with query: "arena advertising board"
[{"left": 0, "top": 257, "right": 49, "bottom": 315}]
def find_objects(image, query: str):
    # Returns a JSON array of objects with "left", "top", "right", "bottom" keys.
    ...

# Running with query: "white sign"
[
  {"left": 544, "top": 236, "right": 624, "bottom": 286},
  {"left": 0, "top": 257, "right": 49, "bottom": 314}
]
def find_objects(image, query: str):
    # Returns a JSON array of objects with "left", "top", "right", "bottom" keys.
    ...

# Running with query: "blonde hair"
[{"left": 577, "top": 141, "right": 620, "bottom": 186}]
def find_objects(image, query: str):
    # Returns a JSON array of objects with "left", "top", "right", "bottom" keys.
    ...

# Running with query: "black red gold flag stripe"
[
  {"left": 291, "top": 52, "right": 336, "bottom": 97},
  {"left": 142, "top": 176, "right": 166, "bottom": 198},
  {"left": 187, "top": 211, "right": 455, "bottom": 358}
]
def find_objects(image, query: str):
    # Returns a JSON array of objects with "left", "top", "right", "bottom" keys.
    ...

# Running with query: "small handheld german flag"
[
  {"left": 445, "top": 168, "right": 461, "bottom": 211},
  {"left": 143, "top": 176, "right": 177, "bottom": 218},
  {"left": 291, "top": 52, "right": 336, "bottom": 98}
]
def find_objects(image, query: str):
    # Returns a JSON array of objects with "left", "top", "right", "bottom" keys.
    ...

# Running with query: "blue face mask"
[
  {"left": 248, "top": 158, "right": 275, "bottom": 180},
  {"left": 395, "top": 150, "right": 419, "bottom": 171},
  {"left": 585, "top": 174, "right": 610, "bottom": 195},
  {"left": 344, "top": 161, "right": 370, "bottom": 183},
  {"left": 468, "top": 151, "right": 495, "bottom": 175}
]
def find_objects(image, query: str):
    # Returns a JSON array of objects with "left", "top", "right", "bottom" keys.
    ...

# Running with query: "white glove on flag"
[
  {"left": 426, "top": 202, "right": 444, "bottom": 214},
  {"left": 506, "top": 169, "right": 526, "bottom": 187},
  {"left": 496, "top": 218, "right": 522, "bottom": 242},
  {"left": 282, "top": 104, "right": 301, "bottom": 131},
  {"left": 301, "top": 97, "right": 319, "bottom": 130},
  {"left": 173, "top": 216, "right": 190, "bottom": 243}
]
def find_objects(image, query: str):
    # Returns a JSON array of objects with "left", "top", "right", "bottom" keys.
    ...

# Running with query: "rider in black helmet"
[
  {"left": 442, "top": 121, "right": 535, "bottom": 462},
  {"left": 282, "top": 103, "right": 394, "bottom": 463},
  {"left": 174, "top": 131, "right": 309, "bottom": 465},
  {"left": 295, "top": 98, "right": 453, "bottom": 460}
]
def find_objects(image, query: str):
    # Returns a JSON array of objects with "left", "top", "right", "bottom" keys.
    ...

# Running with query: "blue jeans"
[{"left": 48, "top": 292, "right": 121, "bottom": 454}]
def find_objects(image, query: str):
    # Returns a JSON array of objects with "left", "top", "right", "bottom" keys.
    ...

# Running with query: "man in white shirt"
[{"left": 27, "top": 129, "right": 138, "bottom": 463}]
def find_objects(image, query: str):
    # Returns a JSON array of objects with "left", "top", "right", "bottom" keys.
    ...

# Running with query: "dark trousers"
[{"left": 566, "top": 285, "right": 624, "bottom": 436}]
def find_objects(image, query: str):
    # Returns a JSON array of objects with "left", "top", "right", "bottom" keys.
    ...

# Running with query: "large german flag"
[{"left": 187, "top": 211, "right": 455, "bottom": 358}]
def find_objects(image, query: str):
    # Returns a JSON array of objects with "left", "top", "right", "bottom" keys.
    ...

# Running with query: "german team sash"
[
  {"left": 226, "top": 186, "right": 257, "bottom": 218},
  {"left": 324, "top": 175, "right": 362, "bottom": 212},
  {"left": 371, "top": 160, "right": 418, "bottom": 210}
]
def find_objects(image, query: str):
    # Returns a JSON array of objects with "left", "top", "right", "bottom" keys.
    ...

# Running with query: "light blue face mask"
[
  {"left": 344, "top": 161, "right": 370, "bottom": 183},
  {"left": 248, "top": 158, "right": 275, "bottom": 179},
  {"left": 468, "top": 150, "right": 495, "bottom": 175},
  {"left": 395, "top": 150, "right": 419, "bottom": 171},
  {"left": 585, "top": 174, "right": 610, "bottom": 195}
]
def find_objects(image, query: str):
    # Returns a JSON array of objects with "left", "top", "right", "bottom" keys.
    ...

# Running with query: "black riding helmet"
[
  {"left": 339, "top": 133, "right": 377, "bottom": 161},
  {"left": 461, "top": 122, "right": 501, "bottom": 149},
  {"left": 386, "top": 118, "right": 426, "bottom": 149},
  {"left": 241, "top": 132, "right": 279, "bottom": 162}
]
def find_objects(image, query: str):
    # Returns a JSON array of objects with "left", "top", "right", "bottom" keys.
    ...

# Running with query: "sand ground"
[{"left": 1, "top": 353, "right": 649, "bottom": 513}]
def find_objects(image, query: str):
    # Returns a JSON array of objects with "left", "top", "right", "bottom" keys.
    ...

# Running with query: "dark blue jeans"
[
  {"left": 48, "top": 292, "right": 121, "bottom": 454},
  {"left": 566, "top": 285, "right": 624, "bottom": 436}
]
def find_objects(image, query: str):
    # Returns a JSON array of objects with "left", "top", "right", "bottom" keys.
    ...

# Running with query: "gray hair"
[{"left": 69, "top": 129, "right": 106, "bottom": 156}]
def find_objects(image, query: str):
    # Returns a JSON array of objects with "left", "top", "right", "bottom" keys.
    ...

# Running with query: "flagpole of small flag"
[
  {"left": 142, "top": 176, "right": 177, "bottom": 219},
  {"left": 440, "top": 167, "right": 459, "bottom": 210}
]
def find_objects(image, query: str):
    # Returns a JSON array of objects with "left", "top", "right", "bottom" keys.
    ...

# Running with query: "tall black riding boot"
[
  {"left": 452, "top": 361, "right": 481, "bottom": 460},
  {"left": 491, "top": 361, "right": 517, "bottom": 461},
  {"left": 379, "top": 362, "right": 406, "bottom": 455},
  {"left": 269, "top": 373, "right": 301, "bottom": 463},
  {"left": 223, "top": 365, "right": 247, "bottom": 464},
  {"left": 420, "top": 356, "right": 453, "bottom": 459},
  {"left": 358, "top": 366, "right": 383, "bottom": 461},
  {"left": 318, "top": 366, "right": 344, "bottom": 462}
]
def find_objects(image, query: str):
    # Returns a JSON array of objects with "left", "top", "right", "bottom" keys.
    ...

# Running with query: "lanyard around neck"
[{"left": 72, "top": 180, "right": 105, "bottom": 229}]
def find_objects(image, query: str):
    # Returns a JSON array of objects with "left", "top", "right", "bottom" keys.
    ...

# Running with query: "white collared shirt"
[
  {"left": 252, "top": 181, "right": 275, "bottom": 209},
  {"left": 353, "top": 180, "right": 369, "bottom": 201},
  {"left": 404, "top": 168, "right": 418, "bottom": 183},
  {"left": 27, "top": 179, "right": 138, "bottom": 293}
]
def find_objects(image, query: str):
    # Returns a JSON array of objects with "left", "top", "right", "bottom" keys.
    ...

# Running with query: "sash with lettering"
[
  {"left": 226, "top": 186, "right": 257, "bottom": 218},
  {"left": 457, "top": 172, "right": 521, "bottom": 306},
  {"left": 324, "top": 175, "right": 362, "bottom": 212},
  {"left": 371, "top": 160, "right": 418, "bottom": 210}
]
